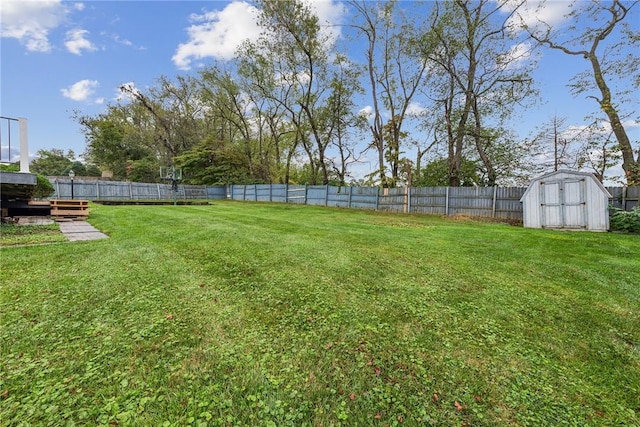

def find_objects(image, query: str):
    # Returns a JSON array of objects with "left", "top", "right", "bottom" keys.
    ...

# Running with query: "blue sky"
[{"left": 1, "top": 0, "right": 638, "bottom": 184}]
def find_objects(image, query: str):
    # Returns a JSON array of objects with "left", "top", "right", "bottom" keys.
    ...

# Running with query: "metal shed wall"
[{"left": 520, "top": 170, "right": 611, "bottom": 231}]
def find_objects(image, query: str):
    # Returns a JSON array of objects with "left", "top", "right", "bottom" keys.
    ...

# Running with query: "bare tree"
[{"left": 521, "top": 0, "right": 640, "bottom": 184}]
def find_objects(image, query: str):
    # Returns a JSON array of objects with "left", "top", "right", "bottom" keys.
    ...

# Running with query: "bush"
[
  {"left": 34, "top": 175, "right": 55, "bottom": 198},
  {"left": 610, "top": 206, "right": 640, "bottom": 233}
]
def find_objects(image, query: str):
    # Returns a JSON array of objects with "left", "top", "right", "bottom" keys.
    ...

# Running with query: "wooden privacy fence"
[
  {"left": 49, "top": 178, "right": 638, "bottom": 221},
  {"left": 228, "top": 184, "right": 526, "bottom": 220},
  {"left": 50, "top": 178, "right": 224, "bottom": 200}
]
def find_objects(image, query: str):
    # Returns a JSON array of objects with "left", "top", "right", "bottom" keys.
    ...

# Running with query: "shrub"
[
  {"left": 34, "top": 174, "right": 55, "bottom": 198},
  {"left": 610, "top": 206, "right": 640, "bottom": 233}
]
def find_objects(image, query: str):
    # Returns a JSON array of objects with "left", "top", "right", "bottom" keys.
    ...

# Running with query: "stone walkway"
[{"left": 57, "top": 221, "right": 109, "bottom": 242}]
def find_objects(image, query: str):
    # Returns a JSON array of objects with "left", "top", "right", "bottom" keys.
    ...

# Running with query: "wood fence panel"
[
  {"left": 410, "top": 187, "right": 447, "bottom": 215},
  {"left": 608, "top": 186, "right": 639, "bottom": 210},
  {"left": 495, "top": 187, "right": 527, "bottom": 219},
  {"left": 286, "top": 185, "right": 306, "bottom": 204},
  {"left": 349, "top": 187, "right": 379, "bottom": 210},
  {"left": 378, "top": 187, "right": 405, "bottom": 212},
  {"left": 327, "top": 186, "right": 351, "bottom": 208},
  {"left": 270, "top": 185, "right": 287, "bottom": 203},
  {"left": 207, "top": 186, "right": 227, "bottom": 199},
  {"left": 307, "top": 185, "right": 328, "bottom": 206},
  {"left": 447, "top": 187, "right": 489, "bottom": 217}
]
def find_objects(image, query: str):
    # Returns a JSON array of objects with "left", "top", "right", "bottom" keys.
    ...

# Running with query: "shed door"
[{"left": 540, "top": 178, "right": 586, "bottom": 229}]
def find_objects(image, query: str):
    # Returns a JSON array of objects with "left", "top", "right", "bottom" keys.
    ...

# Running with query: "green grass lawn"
[
  {"left": 0, "top": 222, "right": 67, "bottom": 247},
  {"left": 1, "top": 202, "right": 639, "bottom": 426}
]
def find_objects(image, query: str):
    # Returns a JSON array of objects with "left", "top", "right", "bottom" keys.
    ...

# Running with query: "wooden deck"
[{"left": 50, "top": 200, "right": 89, "bottom": 219}]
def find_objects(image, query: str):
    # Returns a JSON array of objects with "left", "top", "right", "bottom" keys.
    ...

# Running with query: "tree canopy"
[{"left": 74, "top": 0, "right": 639, "bottom": 186}]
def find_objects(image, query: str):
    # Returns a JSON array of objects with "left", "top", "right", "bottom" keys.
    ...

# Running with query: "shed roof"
[{"left": 519, "top": 170, "right": 612, "bottom": 202}]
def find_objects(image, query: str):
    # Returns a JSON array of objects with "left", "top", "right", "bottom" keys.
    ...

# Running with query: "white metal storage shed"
[{"left": 520, "top": 170, "right": 611, "bottom": 231}]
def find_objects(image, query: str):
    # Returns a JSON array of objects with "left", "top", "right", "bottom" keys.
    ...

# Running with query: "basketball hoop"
[{"left": 160, "top": 166, "right": 182, "bottom": 205}]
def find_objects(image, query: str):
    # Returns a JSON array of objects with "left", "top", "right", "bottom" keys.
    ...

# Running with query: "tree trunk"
[{"left": 588, "top": 53, "right": 640, "bottom": 185}]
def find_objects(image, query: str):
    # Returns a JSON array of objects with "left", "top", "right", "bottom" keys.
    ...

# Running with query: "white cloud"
[
  {"left": 65, "top": 28, "right": 96, "bottom": 55},
  {"left": 406, "top": 102, "right": 429, "bottom": 118},
  {"left": 502, "top": 0, "right": 574, "bottom": 35},
  {"left": 308, "top": 0, "right": 346, "bottom": 46},
  {"left": 172, "top": 1, "right": 261, "bottom": 69},
  {"left": 61, "top": 79, "right": 99, "bottom": 101},
  {"left": 358, "top": 105, "right": 373, "bottom": 119},
  {"left": 0, "top": 0, "right": 69, "bottom": 52},
  {"left": 497, "top": 41, "right": 534, "bottom": 70},
  {"left": 111, "top": 33, "right": 132, "bottom": 47}
]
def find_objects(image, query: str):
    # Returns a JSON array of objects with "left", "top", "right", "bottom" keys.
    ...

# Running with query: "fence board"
[{"left": 327, "top": 186, "right": 350, "bottom": 208}]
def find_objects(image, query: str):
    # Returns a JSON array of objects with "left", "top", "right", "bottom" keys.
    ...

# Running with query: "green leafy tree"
[
  {"left": 413, "top": 157, "right": 481, "bottom": 187},
  {"left": 76, "top": 106, "right": 160, "bottom": 181},
  {"left": 175, "top": 138, "right": 253, "bottom": 185},
  {"left": 29, "top": 149, "right": 75, "bottom": 176}
]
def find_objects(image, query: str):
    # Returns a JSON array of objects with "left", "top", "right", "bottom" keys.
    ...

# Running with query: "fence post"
[
  {"left": 304, "top": 185, "right": 308, "bottom": 205},
  {"left": 622, "top": 186, "right": 627, "bottom": 211},
  {"left": 375, "top": 188, "right": 380, "bottom": 211},
  {"left": 325, "top": 185, "right": 329, "bottom": 207},
  {"left": 403, "top": 186, "right": 410, "bottom": 213},
  {"left": 445, "top": 187, "right": 450, "bottom": 216},
  {"left": 348, "top": 186, "right": 352, "bottom": 208},
  {"left": 492, "top": 186, "right": 498, "bottom": 218},
  {"left": 129, "top": 182, "right": 133, "bottom": 200}
]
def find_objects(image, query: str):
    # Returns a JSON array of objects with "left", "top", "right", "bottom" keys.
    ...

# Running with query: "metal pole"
[{"left": 172, "top": 179, "right": 178, "bottom": 206}]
